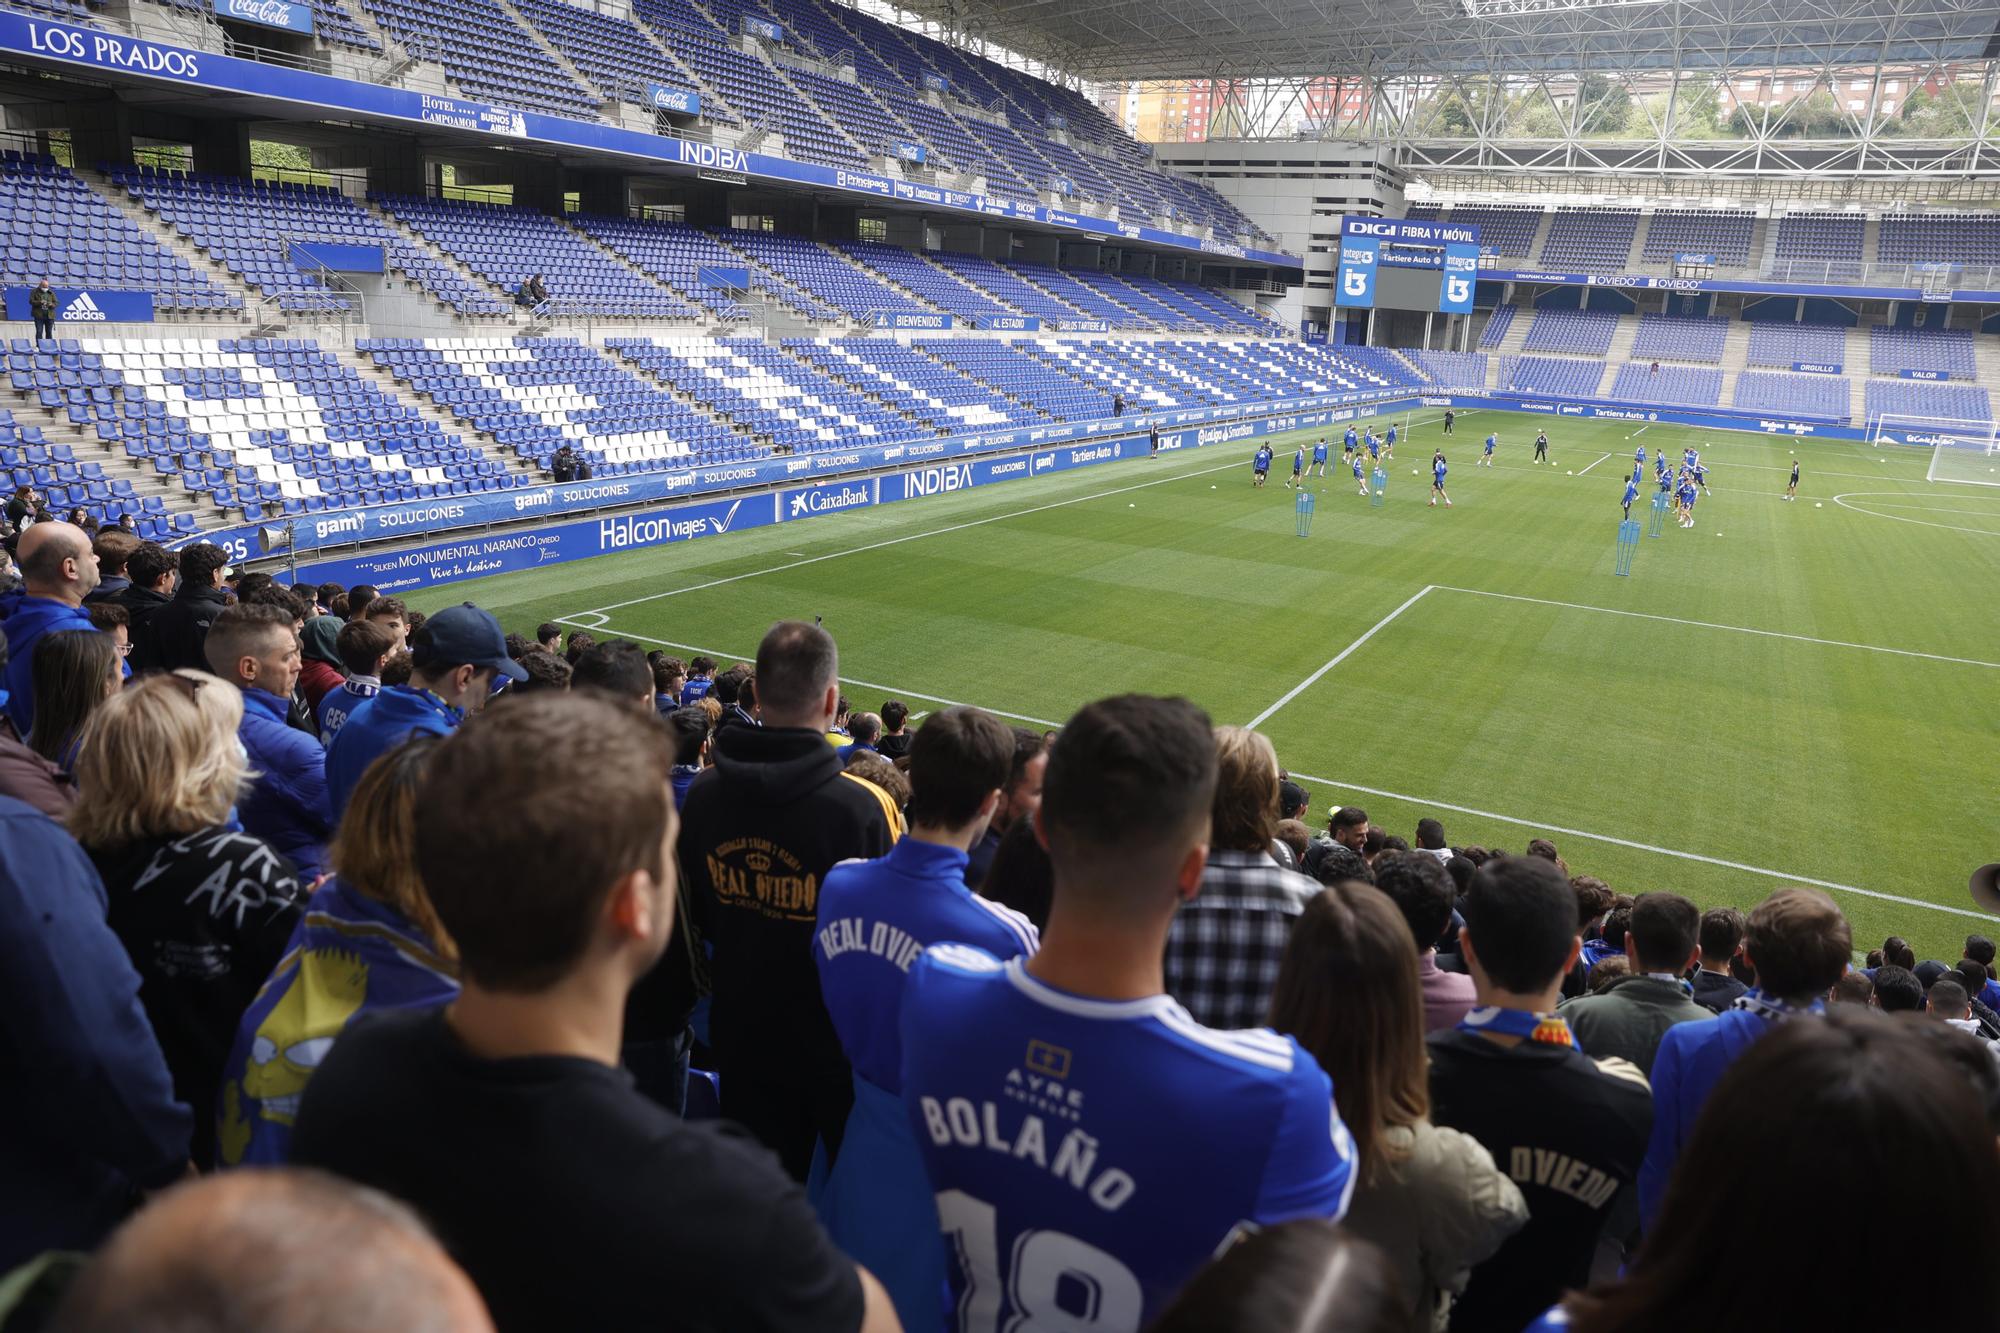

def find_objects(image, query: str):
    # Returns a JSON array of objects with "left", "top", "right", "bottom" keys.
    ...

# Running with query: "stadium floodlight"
[
  {"left": 1461, "top": 0, "right": 1667, "bottom": 15},
  {"left": 1866, "top": 414, "right": 2000, "bottom": 487}
]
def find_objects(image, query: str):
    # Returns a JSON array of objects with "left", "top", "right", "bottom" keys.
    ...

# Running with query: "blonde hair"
[
  {"left": 69, "top": 671, "right": 248, "bottom": 848},
  {"left": 1210, "top": 726, "right": 1280, "bottom": 852}
]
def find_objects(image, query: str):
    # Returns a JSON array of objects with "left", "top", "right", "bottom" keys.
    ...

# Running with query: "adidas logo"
[{"left": 61, "top": 292, "right": 106, "bottom": 322}]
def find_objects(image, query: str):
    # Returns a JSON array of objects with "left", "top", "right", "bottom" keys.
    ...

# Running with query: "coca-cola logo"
[{"left": 221, "top": 0, "right": 308, "bottom": 29}]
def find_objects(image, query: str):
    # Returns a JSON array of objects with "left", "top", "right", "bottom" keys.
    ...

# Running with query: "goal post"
[{"left": 1866, "top": 413, "right": 2000, "bottom": 487}]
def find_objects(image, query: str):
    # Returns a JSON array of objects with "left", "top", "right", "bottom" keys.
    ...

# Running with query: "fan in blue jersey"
[
  {"left": 1383, "top": 422, "right": 1398, "bottom": 458},
  {"left": 1252, "top": 445, "right": 1272, "bottom": 488},
  {"left": 1429, "top": 451, "right": 1451, "bottom": 508},
  {"left": 1479, "top": 431, "right": 1497, "bottom": 467},
  {"left": 1352, "top": 452, "right": 1369, "bottom": 496},
  {"left": 1310, "top": 438, "right": 1329, "bottom": 478},
  {"left": 1622, "top": 476, "right": 1640, "bottom": 519},
  {"left": 900, "top": 696, "right": 1357, "bottom": 1331},
  {"left": 814, "top": 707, "right": 1039, "bottom": 1333},
  {"left": 1290, "top": 445, "right": 1305, "bottom": 489}
]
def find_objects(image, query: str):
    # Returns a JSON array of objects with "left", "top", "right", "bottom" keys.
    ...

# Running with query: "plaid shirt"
[{"left": 1164, "top": 848, "right": 1320, "bottom": 1031}]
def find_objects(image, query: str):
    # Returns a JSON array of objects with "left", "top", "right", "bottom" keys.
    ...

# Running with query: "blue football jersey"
[
  {"left": 1623, "top": 480, "right": 1639, "bottom": 505},
  {"left": 1344, "top": 427, "right": 1357, "bottom": 446},
  {"left": 901, "top": 948, "right": 1356, "bottom": 1331},
  {"left": 1312, "top": 441, "right": 1328, "bottom": 462},
  {"left": 1385, "top": 425, "right": 1397, "bottom": 444},
  {"left": 1254, "top": 447, "right": 1272, "bottom": 469},
  {"left": 816, "top": 837, "right": 1039, "bottom": 1093}
]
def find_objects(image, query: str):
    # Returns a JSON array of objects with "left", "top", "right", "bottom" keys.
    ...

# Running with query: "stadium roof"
[{"left": 892, "top": 0, "right": 2000, "bottom": 80}]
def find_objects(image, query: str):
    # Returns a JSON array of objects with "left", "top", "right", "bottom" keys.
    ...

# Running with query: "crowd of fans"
[{"left": 4, "top": 524, "right": 1999, "bottom": 1331}]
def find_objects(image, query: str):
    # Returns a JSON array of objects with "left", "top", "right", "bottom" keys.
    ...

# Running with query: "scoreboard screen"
[{"left": 1335, "top": 217, "right": 1481, "bottom": 315}]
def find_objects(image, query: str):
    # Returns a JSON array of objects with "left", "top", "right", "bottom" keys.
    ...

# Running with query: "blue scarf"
[
  {"left": 1459, "top": 1005, "right": 1581, "bottom": 1052},
  {"left": 1731, "top": 989, "right": 1824, "bottom": 1024}
]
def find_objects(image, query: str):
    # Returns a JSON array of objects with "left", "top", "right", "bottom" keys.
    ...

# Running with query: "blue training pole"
[
  {"left": 1647, "top": 490, "right": 1669, "bottom": 539},
  {"left": 1615, "top": 519, "right": 1641, "bottom": 576},
  {"left": 1370, "top": 466, "right": 1387, "bottom": 507},
  {"left": 1296, "top": 488, "right": 1315, "bottom": 537}
]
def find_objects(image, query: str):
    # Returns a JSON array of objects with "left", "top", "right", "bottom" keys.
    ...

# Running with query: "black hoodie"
[
  {"left": 136, "top": 582, "right": 229, "bottom": 674},
  {"left": 672, "top": 726, "right": 897, "bottom": 1068}
]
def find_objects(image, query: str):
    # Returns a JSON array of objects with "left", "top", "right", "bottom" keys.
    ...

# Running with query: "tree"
[
  {"left": 1574, "top": 73, "right": 1632, "bottom": 136},
  {"left": 1892, "top": 82, "right": 1991, "bottom": 138}
]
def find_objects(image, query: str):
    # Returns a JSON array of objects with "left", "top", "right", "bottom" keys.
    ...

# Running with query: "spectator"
[
  {"left": 86, "top": 600, "right": 130, "bottom": 657},
  {"left": 295, "top": 615, "right": 348, "bottom": 717},
  {"left": 562, "top": 630, "right": 595, "bottom": 666},
  {"left": 313, "top": 581, "right": 342, "bottom": 616},
  {"left": 657, "top": 621, "right": 900, "bottom": 1179},
  {"left": 346, "top": 584, "right": 378, "bottom": 621},
  {"left": 571, "top": 640, "right": 653, "bottom": 713},
  {"left": 875, "top": 699, "right": 912, "bottom": 758},
  {"left": 1928, "top": 978, "right": 1978, "bottom": 1033},
  {"left": 0, "top": 632, "right": 71, "bottom": 816},
  {"left": 1280, "top": 778, "right": 1310, "bottom": 823},
  {"left": 1558, "top": 892, "right": 1709, "bottom": 1075},
  {"left": 29, "top": 627, "right": 120, "bottom": 775},
  {"left": 291, "top": 693, "right": 895, "bottom": 1332},
  {"left": 0, "top": 796, "right": 190, "bottom": 1270},
  {"left": 325, "top": 603, "right": 525, "bottom": 819},
  {"left": 84, "top": 529, "right": 139, "bottom": 607},
  {"left": 679, "top": 654, "right": 717, "bottom": 705},
  {"left": 1, "top": 519, "right": 117, "bottom": 735},
  {"left": 319, "top": 618, "right": 395, "bottom": 744},
  {"left": 1306, "top": 839, "right": 1374, "bottom": 888},
  {"left": 1951, "top": 958, "right": 2000, "bottom": 1037},
  {"left": 963, "top": 726, "right": 1046, "bottom": 887},
  {"left": 1964, "top": 934, "right": 2000, "bottom": 1009},
  {"left": 1870, "top": 963, "right": 1923, "bottom": 1013},
  {"left": 1690, "top": 906, "right": 1749, "bottom": 1012},
  {"left": 240, "top": 585, "right": 321, "bottom": 736},
  {"left": 218, "top": 737, "right": 458, "bottom": 1167},
  {"left": 1639, "top": 886, "right": 1851, "bottom": 1228},
  {"left": 1544, "top": 1009, "right": 2000, "bottom": 1332},
  {"left": 976, "top": 816, "right": 1054, "bottom": 930},
  {"left": 841, "top": 750, "right": 908, "bottom": 809},
  {"left": 1270, "top": 881, "right": 1527, "bottom": 1327},
  {"left": 53, "top": 1170, "right": 494, "bottom": 1333},
  {"left": 711, "top": 662, "right": 757, "bottom": 733},
  {"left": 517, "top": 272, "right": 548, "bottom": 308},
  {"left": 841, "top": 711, "right": 881, "bottom": 764},
  {"left": 140, "top": 542, "right": 230, "bottom": 673},
  {"left": 550, "top": 443, "right": 577, "bottom": 483},
  {"left": 825, "top": 694, "right": 853, "bottom": 748},
  {"left": 651, "top": 653, "right": 687, "bottom": 715},
  {"left": 1425, "top": 855, "right": 1652, "bottom": 1332},
  {"left": 1414, "top": 817, "right": 1452, "bottom": 865},
  {"left": 205, "top": 604, "right": 334, "bottom": 880},
  {"left": 1165, "top": 726, "right": 1320, "bottom": 1030},
  {"left": 379, "top": 649, "right": 413, "bottom": 686},
  {"left": 1587, "top": 955, "right": 1631, "bottom": 993},
  {"left": 3, "top": 483, "right": 32, "bottom": 529},
  {"left": 1274, "top": 817, "right": 1312, "bottom": 867},
  {"left": 511, "top": 647, "right": 570, "bottom": 694},
  {"left": 901, "top": 695, "right": 1356, "bottom": 1327},
  {"left": 814, "top": 705, "right": 1036, "bottom": 1330},
  {"left": 361, "top": 596, "right": 409, "bottom": 653},
  {"left": 1829, "top": 971, "right": 1873, "bottom": 1004},
  {"left": 1373, "top": 850, "right": 1477, "bottom": 1032},
  {"left": 664, "top": 704, "right": 711, "bottom": 807},
  {"left": 71, "top": 673, "right": 305, "bottom": 1168},
  {"left": 1150, "top": 1221, "right": 1407, "bottom": 1333},
  {"left": 535, "top": 622, "right": 562, "bottom": 654},
  {"left": 114, "top": 541, "right": 177, "bottom": 648},
  {"left": 29, "top": 277, "right": 55, "bottom": 341},
  {"left": 1329, "top": 805, "right": 1370, "bottom": 853}
]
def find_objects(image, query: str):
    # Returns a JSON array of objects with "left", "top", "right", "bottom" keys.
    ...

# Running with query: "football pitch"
[{"left": 409, "top": 406, "right": 2000, "bottom": 960}]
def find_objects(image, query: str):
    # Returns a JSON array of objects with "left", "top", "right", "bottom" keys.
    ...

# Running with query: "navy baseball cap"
[{"left": 410, "top": 602, "right": 527, "bottom": 681}]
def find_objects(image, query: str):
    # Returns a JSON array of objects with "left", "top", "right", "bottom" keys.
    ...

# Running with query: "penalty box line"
[{"left": 1283, "top": 769, "right": 1994, "bottom": 923}]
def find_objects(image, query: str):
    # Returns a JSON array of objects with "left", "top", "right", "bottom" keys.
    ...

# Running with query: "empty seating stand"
[
  {"left": 1606, "top": 363, "right": 1722, "bottom": 409},
  {"left": 1641, "top": 210, "right": 1755, "bottom": 266},
  {"left": 1630, "top": 314, "right": 1728, "bottom": 364},
  {"left": 1771, "top": 213, "right": 1866, "bottom": 279},
  {"left": 1522, "top": 308, "right": 1620, "bottom": 357},
  {"left": 1747, "top": 322, "right": 1848, "bottom": 368},
  {"left": 1869, "top": 325, "right": 1976, "bottom": 378},
  {"left": 1734, "top": 372, "right": 1850, "bottom": 420},
  {"left": 1539, "top": 209, "right": 1639, "bottom": 273}
]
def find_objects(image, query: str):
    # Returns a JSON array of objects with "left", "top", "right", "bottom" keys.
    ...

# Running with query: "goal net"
[{"left": 1867, "top": 414, "right": 2000, "bottom": 487}]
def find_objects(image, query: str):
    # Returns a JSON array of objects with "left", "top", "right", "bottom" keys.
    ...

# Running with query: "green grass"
[{"left": 409, "top": 407, "right": 2000, "bottom": 960}]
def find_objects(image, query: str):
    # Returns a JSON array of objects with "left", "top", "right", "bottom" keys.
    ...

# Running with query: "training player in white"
[{"left": 899, "top": 697, "right": 1356, "bottom": 1331}]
